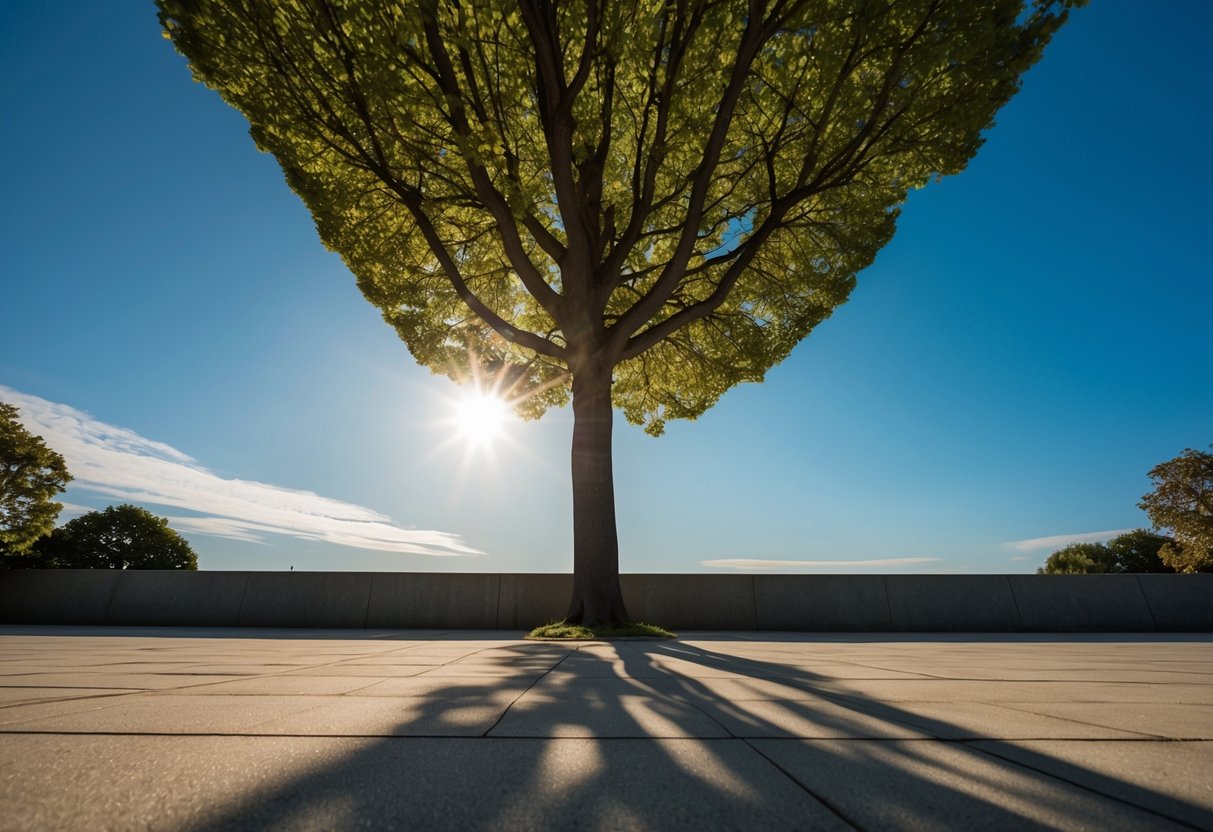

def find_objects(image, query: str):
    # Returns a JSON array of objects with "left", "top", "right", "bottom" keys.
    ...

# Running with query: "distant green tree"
[
  {"left": 1036, "top": 530, "right": 1178, "bottom": 575},
  {"left": 1105, "top": 529, "right": 1174, "bottom": 574},
  {"left": 33, "top": 504, "right": 197, "bottom": 570},
  {"left": 1139, "top": 446, "right": 1213, "bottom": 573},
  {"left": 0, "top": 402, "right": 72, "bottom": 556},
  {"left": 1037, "top": 542, "right": 1116, "bottom": 575}
]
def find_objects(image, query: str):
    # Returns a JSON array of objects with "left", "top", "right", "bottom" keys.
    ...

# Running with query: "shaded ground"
[{"left": 1, "top": 626, "right": 1210, "bottom": 831}]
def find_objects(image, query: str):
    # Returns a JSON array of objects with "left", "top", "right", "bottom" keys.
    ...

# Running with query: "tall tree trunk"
[{"left": 564, "top": 364, "right": 630, "bottom": 626}]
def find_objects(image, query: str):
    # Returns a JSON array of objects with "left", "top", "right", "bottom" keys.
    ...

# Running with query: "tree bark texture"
[{"left": 565, "top": 366, "right": 630, "bottom": 626}]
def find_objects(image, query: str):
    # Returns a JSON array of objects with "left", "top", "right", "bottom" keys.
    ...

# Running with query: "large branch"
[
  {"left": 419, "top": 4, "right": 566, "bottom": 323},
  {"left": 465, "top": 20, "right": 568, "bottom": 265},
  {"left": 519, "top": 0, "right": 597, "bottom": 298},
  {"left": 392, "top": 183, "right": 566, "bottom": 361},
  {"left": 600, "top": 0, "right": 706, "bottom": 290},
  {"left": 617, "top": 200, "right": 791, "bottom": 361},
  {"left": 615, "top": 0, "right": 934, "bottom": 363},
  {"left": 256, "top": 6, "right": 563, "bottom": 356},
  {"left": 606, "top": 1, "right": 779, "bottom": 357}
]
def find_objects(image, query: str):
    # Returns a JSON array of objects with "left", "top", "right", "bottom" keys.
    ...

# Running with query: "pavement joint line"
[
  {"left": 1, "top": 641, "right": 455, "bottom": 697},
  {"left": 413, "top": 642, "right": 547, "bottom": 677},
  {"left": 0, "top": 690, "right": 146, "bottom": 713},
  {"left": 480, "top": 644, "right": 580, "bottom": 737},
  {"left": 740, "top": 737, "right": 863, "bottom": 831},
  {"left": 988, "top": 702, "right": 1183, "bottom": 740},
  {"left": 237, "top": 694, "right": 338, "bottom": 733},
  {"left": 960, "top": 739, "right": 1210, "bottom": 832}
]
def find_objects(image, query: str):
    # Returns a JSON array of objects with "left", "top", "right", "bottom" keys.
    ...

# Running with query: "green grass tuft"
[{"left": 526, "top": 620, "right": 676, "bottom": 640}]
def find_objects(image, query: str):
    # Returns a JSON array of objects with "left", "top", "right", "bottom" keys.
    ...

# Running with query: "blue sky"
[{"left": 2, "top": 2, "right": 1209, "bottom": 574}]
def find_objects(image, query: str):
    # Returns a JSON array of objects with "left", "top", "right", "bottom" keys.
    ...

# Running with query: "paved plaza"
[{"left": 0, "top": 627, "right": 1210, "bottom": 830}]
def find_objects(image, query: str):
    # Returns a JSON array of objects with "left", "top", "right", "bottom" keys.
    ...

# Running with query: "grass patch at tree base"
[{"left": 527, "top": 621, "right": 676, "bottom": 640}]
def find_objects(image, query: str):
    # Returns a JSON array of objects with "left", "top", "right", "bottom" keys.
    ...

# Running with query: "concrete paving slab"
[
  {"left": 863, "top": 701, "right": 1157, "bottom": 740},
  {"left": 0, "top": 734, "right": 851, "bottom": 832},
  {"left": 491, "top": 679, "right": 731, "bottom": 738},
  {"left": 649, "top": 676, "right": 835, "bottom": 702},
  {"left": 750, "top": 738, "right": 1192, "bottom": 831},
  {"left": 416, "top": 664, "right": 550, "bottom": 680},
  {"left": 838, "top": 665, "right": 1213, "bottom": 683},
  {"left": 997, "top": 701, "right": 1213, "bottom": 739},
  {"left": 545, "top": 655, "right": 756, "bottom": 680},
  {"left": 760, "top": 662, "right": 936, "bottom": 680},
  {"left": 163, "top": 676, "right": 381, "bottom": 696},
  {"left": 688, "top": 697, "right": 931, "bottom": 740},
  {"left": 281, "top": 664, "right": 436, "bottom": 678},
  {"left": 531, "top": 653, "right": 632, "bottom": 677},
  {"left": 0, "top": 694, "right": 142, "bottom": 727},
  {"left": 182, "top": 663, "right": 316, "bottom": 675},
  {"left": 316, "top": 654, "right": 456, "bottom": 665},
  {"left": 0, "top": 686, "right": 143, "bottom": 705},
  {"left": 347, "top": 676, "right": 536, "bottom": 698},
  {"left": 809, "top": 678, "right": 1213, "bottom": 704},
  {"left": 0, "top": 694, "right": 325, "bottom": 734},
  {"left": 0, "top": 661, "right": 214, "bottom": 674},
  {"left": 430, "top": 657, "right": 572, "bottom": 674},
  {"left": 247, "top": 695, "right": 510, "bottom": 736},
  {"left": 972, "top": 740, "right": 1213, "bottom": 829},
  {"left": 0, "top": 672, "right": 248, "bottom": 690}
]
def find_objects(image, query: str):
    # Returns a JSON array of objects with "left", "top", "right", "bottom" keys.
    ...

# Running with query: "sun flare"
[{"left": 454, "top": 389, "right": 510, "bottom": 447}]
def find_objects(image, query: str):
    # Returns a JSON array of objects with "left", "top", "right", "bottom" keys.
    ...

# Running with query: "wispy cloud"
[
  {"left": 1001, "top": 529, "right": 1133, "bottom": 552},
  {"left": 703, "top": 557, "right": 941, "bottom": 571},
  {"left": 1, "top": 386, "right": 480, "bottom": 557}
]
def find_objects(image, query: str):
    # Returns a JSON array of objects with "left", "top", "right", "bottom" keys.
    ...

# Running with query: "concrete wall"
[{"left": 1, "top": 571, "right": 1210, "bottom": 631}]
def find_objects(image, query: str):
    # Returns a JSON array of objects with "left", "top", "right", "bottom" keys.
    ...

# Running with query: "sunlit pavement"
[{"left": 0, "top": 627, "right": 1210, "bottom": 831}]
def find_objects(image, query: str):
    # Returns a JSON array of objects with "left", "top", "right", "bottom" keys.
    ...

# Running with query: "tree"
[
  {"left": 1139, "top": 446, "right": 1213, "bottom": 573},
  {"left": 1037, "top": 542, "right": 1115, "bottom": 575},
  {"left": 159, "top": 0, "right": 1078, "bottom": 624},
  {"left": 0, "top": 402, "right": 72, "bottom": 556},
  {"left": 32, "top": 504, "right": 198, "bottom": 570},
  {"left": 1035, "top": 530, "right": 1175, "bottom": 575},
  {"left": 1104, "top": 528, "right": 1174, "bottom": 574}
]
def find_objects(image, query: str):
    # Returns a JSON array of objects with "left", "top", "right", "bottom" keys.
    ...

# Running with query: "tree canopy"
[
  {"left": 0, "top": 402, "right": 72, "bottom": 556},
  {"left": 159, "top": 0, "right": 1078, "bottom": 623},
  {"left": 1139, "top": 446, "right": 1213, "bottom": 573},
  {"left": 160, "top": 0, "right": 1075, "bottom": 433},
  {"left": 31, "top": 504, "right": 198, "bottom": 570},
  {"left": 1036, "top": 541, "right": 1116, "bottom": 575},
  {"left": 1036, "top": 530, "right": 1175, "bottom": 575},
  {"left": 1105, "top": 528, "right": 1174, "bottom": 574}
]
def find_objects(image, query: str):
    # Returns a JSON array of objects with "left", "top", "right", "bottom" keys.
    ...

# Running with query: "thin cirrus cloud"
[
  {"left": 1, "top": 386, "right": 480, "bottom": 557},
  {"left": 1001, "top": 529, "right": 1134, "bottom": 552},
  {"left": 703, "top": 558, "right": 942, "bottom": 570}
]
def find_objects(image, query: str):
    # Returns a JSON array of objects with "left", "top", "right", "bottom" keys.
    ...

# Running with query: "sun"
[{"left": 453, "top": 388, "right": 511, "bottom": 447}]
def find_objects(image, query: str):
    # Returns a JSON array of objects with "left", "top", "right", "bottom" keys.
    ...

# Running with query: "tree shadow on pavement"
[{"left": 175, "top": 634, "right": 1210, "bottom": 832}]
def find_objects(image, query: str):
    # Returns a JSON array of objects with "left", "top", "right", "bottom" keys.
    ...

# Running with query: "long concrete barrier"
[{"left": 1, "top": 570, "right": 1210, "bottom": 631}]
